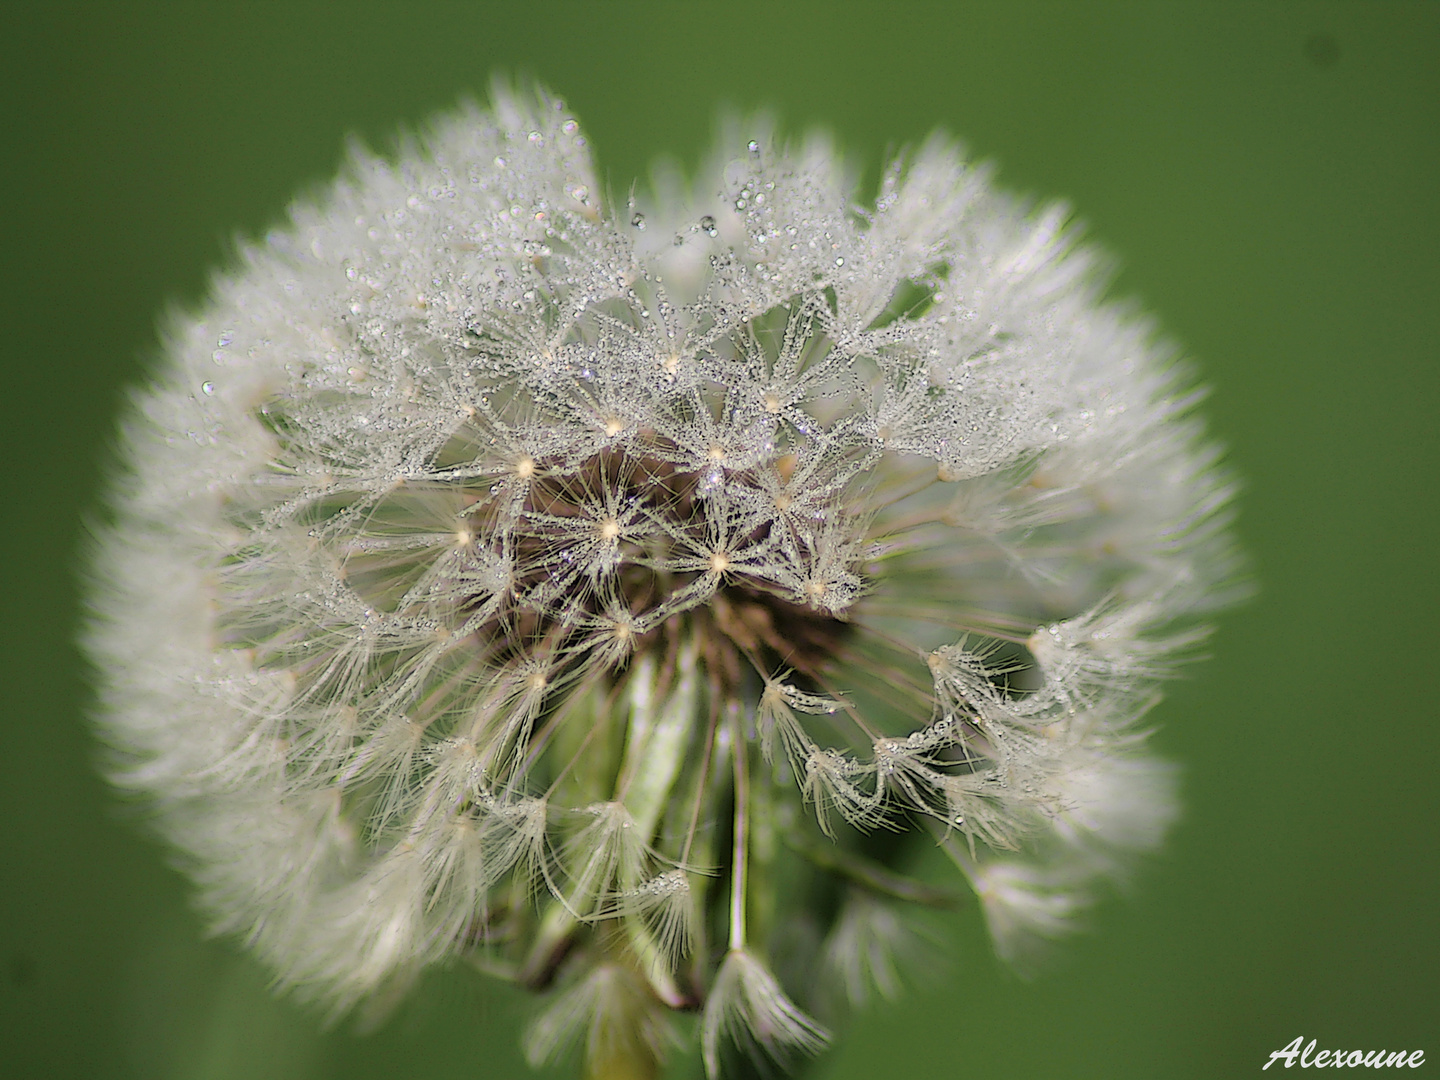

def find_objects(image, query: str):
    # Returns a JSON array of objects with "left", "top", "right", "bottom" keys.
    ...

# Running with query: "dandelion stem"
[
  {"left": 728, "top": 701, "right": 749, "bottom": 951},
  {"left": 681, "top": 690, "right": 721, "bottom": 868},
  {"left": 585, "top": 1042, "right": 660, "bottom": 1080}
]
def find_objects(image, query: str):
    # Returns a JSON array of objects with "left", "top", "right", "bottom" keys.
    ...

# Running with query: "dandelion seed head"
[{"left": 85, "top": 84, "right": 1241, "bottom": 1076}]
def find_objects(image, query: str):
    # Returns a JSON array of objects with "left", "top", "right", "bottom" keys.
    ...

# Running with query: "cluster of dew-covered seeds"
[
  {"left": 84, "top": 93, "right": 1238, "bottom": 1077},
  {"left": 227, "top": 291, "right": 925, "bottom": 851}
]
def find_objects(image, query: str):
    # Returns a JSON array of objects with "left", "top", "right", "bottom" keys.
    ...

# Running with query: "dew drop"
[
  {"left": 747, "top": 140, "right": 760, "bottom": 155},
  {"left": 200, "top": 381, "right": 215, "bottom": 396},
  {"left": 562, "top": 119, "right": 579, "bottom": 135},
  {"left": 631, "top": 213, "right": 646, "bottom": 230},
  {"left": 700, "top": 215, "right": 717, "bottom": 236},
  {"left": 217, "top": 331, "right": 234, "bottom": 348}
]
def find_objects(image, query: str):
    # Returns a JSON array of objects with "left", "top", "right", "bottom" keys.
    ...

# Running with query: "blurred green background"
[{"left": 2, "top": 3, "right": 1436, "bottom": 1078}]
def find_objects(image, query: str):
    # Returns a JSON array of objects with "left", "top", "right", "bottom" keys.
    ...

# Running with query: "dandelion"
[{"left": 85, "top": 85, "right": 1242, "bottom": 1078}]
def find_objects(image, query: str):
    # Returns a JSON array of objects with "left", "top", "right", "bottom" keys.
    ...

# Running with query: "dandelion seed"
[
  {"left": 627, "top": 868, "right": 699, "bottom": 969},
  {"left": 820, "top": 889, "right": 917, "bottom": 1009},
  {"left": 85, "top": 83, "right": 1241, "bottom": 1077},
  {"left": 524, "top": 962, "right": 676, "bottom": 1074},
  {"left": 702, "top": 949, "right": 830, "bottom": 1078}
]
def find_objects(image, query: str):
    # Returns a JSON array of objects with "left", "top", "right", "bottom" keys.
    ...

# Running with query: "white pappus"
[{"left": 85, "top": 85, "right": 1242, "bottom": 1080}]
